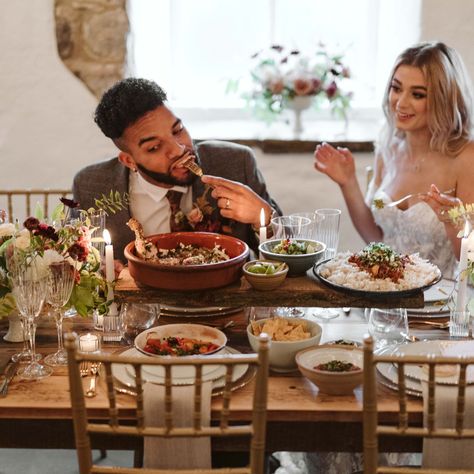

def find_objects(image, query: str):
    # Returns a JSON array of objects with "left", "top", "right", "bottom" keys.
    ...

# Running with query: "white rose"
[
  {"left": 14, "top": 229, "right": 30, "bottom": 250},
  {"left": 0, "top": 223, "right": 16, "bottom": 238},
  {"left": 43, "top": 249, "right": 64, "bottom": 266}
]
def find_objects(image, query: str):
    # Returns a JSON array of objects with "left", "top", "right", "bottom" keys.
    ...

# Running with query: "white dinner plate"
[
  {"left": 397, "top": 340, "right": 474, "bottom": 385},
  {"left": 423, "top": 278, "right": 455, "bottom": 303},
  {"left": 112, "top": 347, "right": 248, "bottom": 388},
  {"left": 406, "top": 303, "right": 450, "bottom": 318},
  {"left": 375, "top": 344, "right": 422, "bottom": 396},
  {"left": 160, "top": 305, "right": 243, "bottom": 318},
  {"left": 406, "top": 278, "right": 454, "bottom": 317}
]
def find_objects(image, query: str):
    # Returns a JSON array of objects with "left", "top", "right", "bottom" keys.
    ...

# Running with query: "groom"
[{"left": 72, "top": 78, "right": 281, "bottom": 266}]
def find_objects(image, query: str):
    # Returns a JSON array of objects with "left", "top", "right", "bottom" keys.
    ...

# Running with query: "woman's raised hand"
[
  {"left": 421, "top": 183, "right": 460, "bottom": 222},
  {"left": 314, "top": 142, "right": 356, "bottom": 187}
]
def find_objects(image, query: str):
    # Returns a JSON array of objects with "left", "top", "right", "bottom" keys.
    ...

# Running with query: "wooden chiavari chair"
[
  {"left": 65, "top": 333, "right": 270, "bottom": 474},
  {"left": 363, "top": 335, "right": 474, "bottom": 474},
  {"left": 0, "top": 189, "right": 72, "bottom": 222}
]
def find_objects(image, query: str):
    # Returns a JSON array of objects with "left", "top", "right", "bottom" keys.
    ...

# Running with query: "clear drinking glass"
[
  {"left": 9, "top": 269, "right": 51, "bottom": 380},
  {"left": 44, "top": 261, "right": 76, "bottom": 366},
  {"left": 289, "top": 212, "right": 318, "bottom": 240},
  {"left": 315, "top": 208, "right": 341, "bottom": 260},
  {"left": 119, "top": 303, "right": 160, "bottom": 344},
  {"left": 367, "top": 308, "right": 409, "bottom": 348},
  {"left": 312, "top": 208, "right": 342, "bottom": 320},
  {"left": 271, "top": 215, "right": 312, "bottom": 241},
  {"left": 271, "top": 215, "right": 312, "bottom": 318}
]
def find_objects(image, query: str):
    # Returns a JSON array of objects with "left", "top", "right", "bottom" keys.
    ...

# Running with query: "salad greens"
[{"left": 271, "top": 238, "right": 317, "bottom": 255}]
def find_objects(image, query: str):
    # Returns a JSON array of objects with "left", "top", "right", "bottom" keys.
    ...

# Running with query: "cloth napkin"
[
  {"left": 143, "top": 380, "right": 212, "bottom": 469},
  {"left": 421, "top": 342, "right": 474, "bottom": 469}
]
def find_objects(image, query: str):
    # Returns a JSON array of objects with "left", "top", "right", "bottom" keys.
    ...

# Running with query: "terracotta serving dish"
[{"left": 124, "top": 232, "right": 250, "bottom": 291}]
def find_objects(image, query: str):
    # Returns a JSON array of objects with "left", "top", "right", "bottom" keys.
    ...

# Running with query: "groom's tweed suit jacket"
[{"left": 72, "top": 140, "right": 281, "bottom": 262}]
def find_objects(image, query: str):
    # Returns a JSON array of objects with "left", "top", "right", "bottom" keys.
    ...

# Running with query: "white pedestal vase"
[
  {"left": 4, "top": 311, "right": 24, "bottom": 343},
  {"left": 286, "top": 96, "right": 313, "bottom": 135}
]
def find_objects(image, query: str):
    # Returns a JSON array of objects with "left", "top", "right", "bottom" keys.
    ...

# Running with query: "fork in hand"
[
  {"left": 85, "top": 362, "right": 101, "bottom": 398},
  {"left": 380, "top": 188, "right": 455, "bottom": 209}
]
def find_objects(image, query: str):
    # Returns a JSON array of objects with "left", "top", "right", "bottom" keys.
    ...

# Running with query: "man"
[{"left": 73, "top": 78, "right": 281, "bottom": 266}]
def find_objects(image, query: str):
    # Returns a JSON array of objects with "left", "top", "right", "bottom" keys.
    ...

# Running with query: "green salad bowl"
[{"left": 258, "top": 238, "right": 326, "bottom": 276}]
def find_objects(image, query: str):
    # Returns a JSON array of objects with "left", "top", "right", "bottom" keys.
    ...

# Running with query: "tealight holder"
[
  {"left": 79, "top": 333, "right": 100, "bottom": 353},
  {"left": 450, "top": 309, "right": 470, "bottom": 338}
]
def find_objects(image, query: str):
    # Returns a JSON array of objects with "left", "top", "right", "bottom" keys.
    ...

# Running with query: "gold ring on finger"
[{"left": 225, "top": 198, "right": 231, "bottom": 210}]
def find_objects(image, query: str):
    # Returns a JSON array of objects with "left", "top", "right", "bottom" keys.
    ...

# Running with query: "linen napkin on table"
[
  {"left": 143, "top": 380, "right": 212, "bottom": 469},
  {"left": 421, "top": 343, "right": 474, "bottom": 469}
]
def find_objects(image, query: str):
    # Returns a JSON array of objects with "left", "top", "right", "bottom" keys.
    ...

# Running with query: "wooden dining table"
[{"left": 0, "top": 270, "right": 430, "bottom": 455}]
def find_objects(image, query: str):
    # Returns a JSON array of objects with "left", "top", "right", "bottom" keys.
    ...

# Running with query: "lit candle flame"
[
  {"left": 103, "top": 229, "right": 111, "bottom": 245},
  {"left": 260, "top": 208, "right": 266, "bottom": 227}
]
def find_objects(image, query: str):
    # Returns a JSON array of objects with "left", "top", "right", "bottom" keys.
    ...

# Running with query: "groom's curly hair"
[{"left": 94, "top": 78, "right": 167, "bottom": 140}]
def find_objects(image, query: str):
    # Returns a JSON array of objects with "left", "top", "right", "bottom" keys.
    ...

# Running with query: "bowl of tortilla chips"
[{"left": 247, "top": 317, "right": 322, "bottom": 372}]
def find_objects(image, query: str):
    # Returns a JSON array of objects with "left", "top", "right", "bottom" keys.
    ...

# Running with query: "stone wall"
[{"left": 54, "top": 0, "right": 129, "bottom": 98}]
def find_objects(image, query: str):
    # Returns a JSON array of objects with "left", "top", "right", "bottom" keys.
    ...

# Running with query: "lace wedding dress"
[{"left": 372, "top": 190, "right": 457, "bottom": 278}]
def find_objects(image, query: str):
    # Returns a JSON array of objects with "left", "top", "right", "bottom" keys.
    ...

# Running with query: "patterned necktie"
[{"left": 165, "top": 190, "right": 185, "bottom": 232}]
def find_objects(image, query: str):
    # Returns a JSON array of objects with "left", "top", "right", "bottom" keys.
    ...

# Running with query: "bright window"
[{"left": 128, "top": 0, "right": 420, "bottom": 118}]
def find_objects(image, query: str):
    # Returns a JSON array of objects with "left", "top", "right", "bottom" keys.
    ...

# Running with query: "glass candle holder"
[
  {"left": 450, "top": 310, "right": 470, "bottom": 338},
  {"left": 79, "top": 333, "right": 100, "bottom": 353}
]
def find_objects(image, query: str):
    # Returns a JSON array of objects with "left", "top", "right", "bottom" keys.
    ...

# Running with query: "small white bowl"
[
  {"left": 134, "top": 324, "right": 227, "bottom": 357},
  {"left": 296, "top": 345, "right": 364, "bottom": 395},
  {"left": 247, "top": 318, "right": 322, "bottom": 372}
]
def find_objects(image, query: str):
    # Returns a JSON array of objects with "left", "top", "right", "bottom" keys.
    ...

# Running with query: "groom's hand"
[{"left": 201, "top": 175, "right": 272, "bottom": 228}]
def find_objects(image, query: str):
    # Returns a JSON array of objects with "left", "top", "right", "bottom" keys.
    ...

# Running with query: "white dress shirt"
[{"left": 129, "top": 171, "right": 193, "bottom": 236}]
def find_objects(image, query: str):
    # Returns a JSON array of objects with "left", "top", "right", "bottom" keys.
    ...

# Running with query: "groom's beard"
[{"left": 136, "top": 162, "right": 198, "bottom": 187}]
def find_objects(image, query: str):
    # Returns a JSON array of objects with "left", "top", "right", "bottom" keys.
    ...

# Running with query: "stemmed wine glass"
[
  {"left": 44, "top": 260, "right": 76, "bottom": 366},
  {"left": 9, "top": 265, "right": 51, "bottom": 380},
  {"left": 11, "top": 315, "right": 41, "bottom": 363}
]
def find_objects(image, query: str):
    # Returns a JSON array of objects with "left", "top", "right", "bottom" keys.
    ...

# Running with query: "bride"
[
  {"left": 273, "top": 42, "right": 474, "bottom": 474},
  {"left": 314, "top": 41, "right": 474, "bottom": 279}
]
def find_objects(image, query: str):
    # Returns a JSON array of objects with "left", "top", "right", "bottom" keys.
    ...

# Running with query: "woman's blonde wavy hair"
[{"left": 378, "top": 41, "right": 473, "bottom": 157}]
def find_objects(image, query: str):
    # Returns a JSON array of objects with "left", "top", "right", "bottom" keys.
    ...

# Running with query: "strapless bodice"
[{"left": 372, "top": 190, "right": 456, "bottom": 278}]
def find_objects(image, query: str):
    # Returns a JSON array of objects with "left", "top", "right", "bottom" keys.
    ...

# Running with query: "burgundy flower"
[
  {"left": 68, "top": 242, "right": 89, "bottom": 262},
  {"left": 60, "top": 197, "right": 80, "bottom": 209},
  {"left": 24, "top": 217, "right": 40, "bottom": 230},
  {"left": 326, "top": 81, "right": 338, "bottom": 99},
  {"left": 271, "top": 44, "right": 284, "bottom": 53},
  {"left": 311, "top": 78, "right": 322, "bottom": 94},
  {"left": 34, "top": 223, "right": 59, "bottom": 242}
]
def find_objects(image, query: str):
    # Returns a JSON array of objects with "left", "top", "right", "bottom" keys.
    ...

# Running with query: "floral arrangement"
[
  {"left": 0, "top": 198, "right": 110, "bottom": 318},
  {"left": 231, "top": 44, "right": 352, "bottom": 123}
]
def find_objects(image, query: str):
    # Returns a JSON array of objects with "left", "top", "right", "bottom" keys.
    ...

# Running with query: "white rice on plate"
[{"left": 319, "top": 252, "right": 440, "bottom": 292}]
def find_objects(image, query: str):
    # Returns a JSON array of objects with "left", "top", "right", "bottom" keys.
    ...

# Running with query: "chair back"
[
  {"left": 65, "top": 332, "right": 269, "bottom": 474},
  {"left": 363, "top": 335, "right": 474, "bottom": 474},
  {"left": 0, "top": 189, "right": 72, "bottom": 223}
]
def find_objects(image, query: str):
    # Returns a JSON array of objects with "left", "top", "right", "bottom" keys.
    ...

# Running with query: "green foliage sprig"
[{"left": 93, "top": 191, "right": 130, "bottom": 216}]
